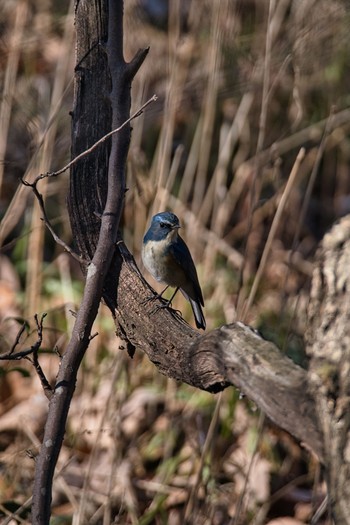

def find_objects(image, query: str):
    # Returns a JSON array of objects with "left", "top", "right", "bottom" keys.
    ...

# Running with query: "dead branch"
[
  {"left": 31, "top": 1, "right": 149, "bottom": 522},
  {"left": 0, "top": 314, "right": 53, "bottom": 399},
  {"left": 0, "top": 313, "right": 46, "bottom": 361},
  {"left": 103, "top": 241, "right": 324, "bottom": 462},
  {"left": 28, "top": 94, "right": 157, "bottom": 186},
  {"left": 21, "top": 94, "right": 157, "bottom": 266},
  {"left": 25, "top": 315, "right": 53, "bottom": 400}
]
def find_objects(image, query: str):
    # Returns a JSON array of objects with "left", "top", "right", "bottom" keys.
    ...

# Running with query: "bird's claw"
[
  {"left": 149, "top": 302, "right": 182, "bottom": 318},
  {"left": 141, "top": 293, "right": 167, "bottom": 306}
]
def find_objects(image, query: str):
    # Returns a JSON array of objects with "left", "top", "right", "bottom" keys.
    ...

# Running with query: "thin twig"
[
  {"left": 184, "top": 392, "right": 223, "bottom": 522},
  {"left": 241, "top": 147, "right": 305, "bottom": 321},
  {"left": 0, "top": 314, "right": 52, "bottom": 396},
  {"left": 21, "top": 95, "right": 157, "bottom": 265},
  {"left": 9, "top": 321, "right": 27, "bottom": 355},
  {"left": 0, "top": 317, "right": 41, "bottom": 360},
  {"left": 232, "top": 411, "right": 266, "bottom": 525},
  {"left": 27, "top": 314, "right": 53, "bottom": 399},
  {"left": 27, "top": 94, "right": 157, "bottom": 186},
  {"left": 21, "top": 178, "right": 86, "bottom": 264}
]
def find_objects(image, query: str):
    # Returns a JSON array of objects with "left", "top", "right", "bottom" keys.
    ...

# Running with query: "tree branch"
[
  {"left": 31, "top": 1, "right": 149, "bottom": 522},
  {"left": 105, "top": 242, "right": 324, "bottom": 461},
  {"left": 27, "top": 315, "right": 53, "bottom": 400},
  {"left": 28, "top": 94, "right": 157, "bottom": 186},
  {"left": 21, "top": 178, "right": 85, "bottom": 264},
  {"left": 21, "top": 94, "right": 157, "bottom": 266}
]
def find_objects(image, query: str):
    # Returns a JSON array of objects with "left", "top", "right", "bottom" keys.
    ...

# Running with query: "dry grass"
[{"left": 1, "top": 0, "right": 350, "bottom": 523}]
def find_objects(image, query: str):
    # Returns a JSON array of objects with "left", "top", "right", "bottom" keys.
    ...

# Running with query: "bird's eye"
[{"left": 160, "top": 222, "right": 165, "bottom": 228}]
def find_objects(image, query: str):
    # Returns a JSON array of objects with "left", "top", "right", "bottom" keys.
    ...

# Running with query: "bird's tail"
[{"left": 189, "top": 298, "right": 206, "bottom": 330}]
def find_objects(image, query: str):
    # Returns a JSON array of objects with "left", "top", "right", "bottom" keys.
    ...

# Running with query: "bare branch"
[
  {"left": 21, "top": 178, "right": 85, "bottom": 263},
  {"left": 0, "top": 314, "right": 46, "bottom": 361},
  {"left": 21, "top": 94, "right": 157, "bottom": 266},
  {"left": 31, "top": 3, "right": 151, "bottom": 522},
  {"left": 106, "top": 246, "right": 324, "bottom": 461},
  {"left": 26, "top": 314, "right": 53, "bottom": 399},
  {"left": 27, "top": 94, "right": 157, "bottom": 186}
]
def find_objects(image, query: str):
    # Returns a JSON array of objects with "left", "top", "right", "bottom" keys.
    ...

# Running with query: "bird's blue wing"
[{"left": 169, "top": 236, "right": 204, "bottom": 306}]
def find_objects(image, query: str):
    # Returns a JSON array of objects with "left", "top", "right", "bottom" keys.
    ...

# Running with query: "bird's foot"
[
  {"left": 141, "top": 292, "right": 167, "bottom": 306},
  {"left": 141, "top": 285, "right": 170, "bottom": 306},
  {"left": 151, "top": 302, "right": 182, "bottom": 317}
]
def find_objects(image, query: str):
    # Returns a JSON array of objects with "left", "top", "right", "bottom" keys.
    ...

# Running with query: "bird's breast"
[{"left": 142, "top": 239, "right": 186, "bottom": 287}]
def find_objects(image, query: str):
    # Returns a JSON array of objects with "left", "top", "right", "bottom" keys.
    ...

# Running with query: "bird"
[{"left": 142, "top": 211, "right": 206, "bottom": 330}]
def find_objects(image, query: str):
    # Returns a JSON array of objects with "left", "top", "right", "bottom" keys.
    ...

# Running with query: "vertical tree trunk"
[
  {"left": 307, "top": 215, "right": 350, "bottom": 524},
  {"left": 68, "top": 0, "right": 110, "bottom": 257},
  {"left": 32, "top": 2, "right": 148, "bottom": 522}
]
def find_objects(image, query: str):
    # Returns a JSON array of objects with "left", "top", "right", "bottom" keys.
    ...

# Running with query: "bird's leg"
[
  {"left": 143, "top": 287, "right": 182, "bottom": 317},
  {"left": 165, "top": 287, "right": 180, "bottom": 307},
  {"left": 152, "top": 287, "right": 181, "bottom": 313},
  {"left": 142, "top": 285, "right": 170, "bottom": 305}
]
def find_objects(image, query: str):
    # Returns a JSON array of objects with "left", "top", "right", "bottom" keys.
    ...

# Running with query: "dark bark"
[
  {"left": 31, "top": 1, "right": 148, "bottom": 523},
  {"left": 67, "top": 0, "right": 110, "bottom": 259}
]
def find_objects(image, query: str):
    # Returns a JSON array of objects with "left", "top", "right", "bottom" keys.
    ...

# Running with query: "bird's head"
[{"left": 144, "top": 212, "right": 181, "bottom": 242}]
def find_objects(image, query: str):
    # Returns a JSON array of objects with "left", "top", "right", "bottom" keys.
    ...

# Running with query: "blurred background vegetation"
[{"left": 1, "top": 0, "right": 350, "bottom": 523}]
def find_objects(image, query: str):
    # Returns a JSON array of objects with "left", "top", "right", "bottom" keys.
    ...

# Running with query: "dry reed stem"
[
  {"left": 0, "top": 1, "right": 28, "bottom": 199},
  {"left": 24, "top": 5, "right": 75, "bottom": 316},
  {"left": 256, "top": 0, "right": 275, "bottom": 156},
  {"left": 166, "top": 144, "right": 184, "bottom": 194},
  {"left": 177, "top": 115, "right": 203, "bottom": 204},
  {"left": 184, "top": 391, "right": 222, "bottom": 522},
  {"left": 56, "top": 253, "right": 76, "bottom": 334},
  {"left": 0, "top": 34, "right": 75, "bottom": 248},
  {"left": 231, "top": 411, "right": 266, "bottom": 525},
  {"left": 236, "top": 0, "right": 276, "bottom": 319},
  {"left": 278, "top": 109, "right": 335, "bottom": 309},
  {"left": 1, "top": 497, "right": 33, "bottom": 525},
  {"left": 200, "top": 92, "right": 255, "bottom": 276},
  {"left": 209, "top": 92, "right": 255, "bottom": 233},
  {"left": 192, "top": 0, "right": 224, "bottom": 216},
  {"left": 199, "top": 93, "right": 251, "bottom": 238},
  {"left": 251, "top": 473, "right": 312, "bottom": 525},
  {"left": 75, "top": 353, "right": 127, "bottom": 524},
  {"left": 291, "top": 109, "right": 335, "bottom": 253},
  {"left": 150, "top": 1, "right": 190, "bottom": 216},
  {"left": 241, "top": 147, "right": 306, "bottom": 322}
]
